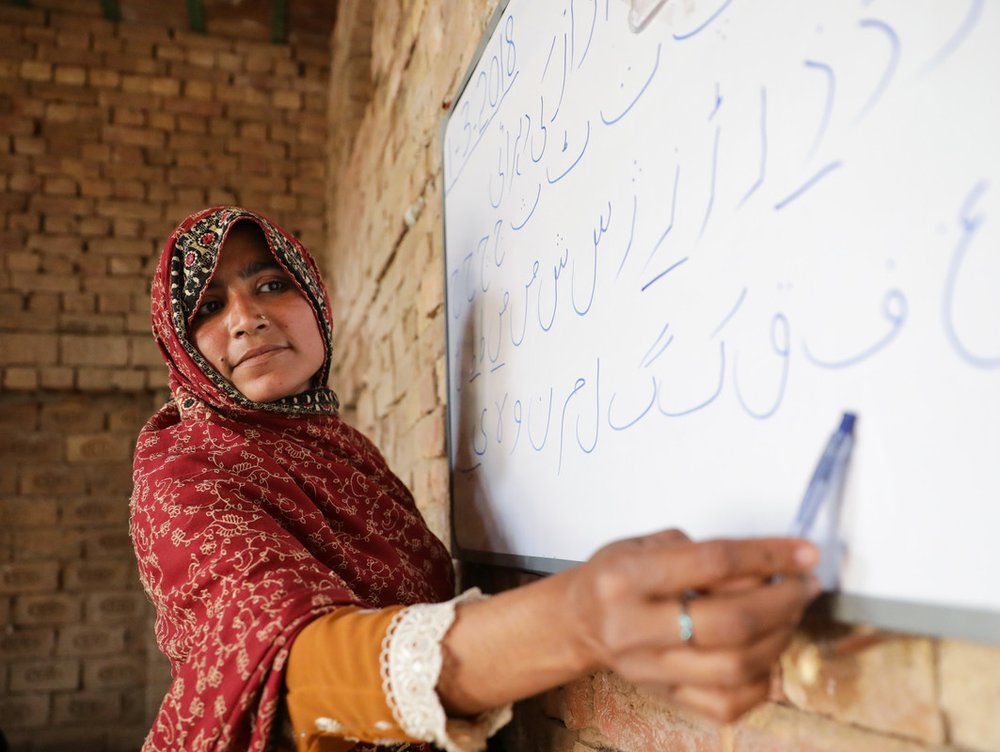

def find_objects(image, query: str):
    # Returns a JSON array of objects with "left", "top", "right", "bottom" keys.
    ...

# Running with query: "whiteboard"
[{"left": 441, "top": 0, "right": 1000, "bottom": 642}]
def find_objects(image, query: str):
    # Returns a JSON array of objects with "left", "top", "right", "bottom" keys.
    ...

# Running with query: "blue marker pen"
[
  {"left": 628, "top": 0, "right": 669, "bottom": 32},
  {"left": 790, "top": 412, "right": 856, "bottom": 589}
]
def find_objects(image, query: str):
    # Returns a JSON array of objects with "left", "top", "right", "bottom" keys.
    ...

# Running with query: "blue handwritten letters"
[{"left": 443, "top": 0, "right": 999, "bottom": 584}]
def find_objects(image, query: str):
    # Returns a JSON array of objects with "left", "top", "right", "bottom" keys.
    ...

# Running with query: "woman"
[{"left": 131, "top": 206, "right": 820, "bottom": 752}]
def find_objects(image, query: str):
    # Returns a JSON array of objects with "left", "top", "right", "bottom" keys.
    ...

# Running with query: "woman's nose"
[{"left": 226, "top": 294, "right": 268, "bottom": 336}]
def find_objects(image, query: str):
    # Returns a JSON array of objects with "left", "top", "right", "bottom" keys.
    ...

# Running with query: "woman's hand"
[
  {"left": 438, "top": 530, "right": 819, "bottom": 723},
  {"left": 564, "top": 529, "right": 820, "bottom": 721}
]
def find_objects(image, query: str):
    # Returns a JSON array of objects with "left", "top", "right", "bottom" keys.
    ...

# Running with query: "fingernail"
[{"left": 795, "top": 544, "right": 819, "bottom": 567}]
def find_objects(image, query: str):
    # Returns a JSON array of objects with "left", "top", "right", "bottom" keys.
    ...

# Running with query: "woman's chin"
[{"left": 236, "top": 378, "right": 308, "bottom": 404}]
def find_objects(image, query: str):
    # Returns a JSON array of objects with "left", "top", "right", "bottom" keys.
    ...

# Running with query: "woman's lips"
[{"left": 234, "top": 344, "right": 286, "bottom": 368}]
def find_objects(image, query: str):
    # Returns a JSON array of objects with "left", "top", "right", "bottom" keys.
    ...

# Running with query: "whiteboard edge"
[
  {"left": 453, "top": 547, "right": 578, "bottom": 575},
  {"left": 441, "top": 0, "right": 512, "bottom": 560},
  {"left": 833, "top": 593, "right": 1000, "bottom": 646},
  {"left": 454, "top": 546, "right": 1000, "bottom": 646}
]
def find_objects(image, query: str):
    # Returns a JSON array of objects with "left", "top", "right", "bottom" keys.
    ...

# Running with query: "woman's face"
[{"left": 189, "top": 223, "right": 325, "bottom": 403}]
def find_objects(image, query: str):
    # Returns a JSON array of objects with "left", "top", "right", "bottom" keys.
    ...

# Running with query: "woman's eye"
[
  {"left": 195, "top": 300, "right": 223, "bottom": 318},
  {"left": 258, "top": 279, "right": 288, "bottom": 293}
]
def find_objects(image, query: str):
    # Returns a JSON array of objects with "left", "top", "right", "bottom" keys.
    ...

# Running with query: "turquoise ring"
[{"left": 678, "top": 595, "right": 694, "bottom": 643}]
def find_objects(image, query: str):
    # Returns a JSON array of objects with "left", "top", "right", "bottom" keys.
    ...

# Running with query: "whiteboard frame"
[{"left": 439, "top": 0, "right": 1000, "bottom": 646}]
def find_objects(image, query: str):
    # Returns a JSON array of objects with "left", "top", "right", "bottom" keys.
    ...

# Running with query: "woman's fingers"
[
  {"left": 574, "top": 533, "right": 820, "bottom": 677},
  {"left": 635, "top": 538, "right": 819, "bottom": 598},
  {"left": 588, "top": 536, "right": 816, "bottom": 607},
  {"left": 614, "top": 627, "right": 796, "bottom": 689},
  {"left": 597, "top": 575, "right": 816, "bottom": 656},
  {"left": 686, "top": 576, "right": 818, "bottom": 648},
  {"left": 709, "top": 575, "right": 764, "bottom": 594}
]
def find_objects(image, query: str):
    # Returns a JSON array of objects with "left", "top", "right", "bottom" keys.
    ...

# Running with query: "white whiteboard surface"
[{"left": 441, "top": 0, "right": 1000, "bottom": 640}]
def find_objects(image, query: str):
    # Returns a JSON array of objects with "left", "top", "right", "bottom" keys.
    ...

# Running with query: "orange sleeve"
[{"left": 285, "top": 605, "right": 422, "bottom": 752}]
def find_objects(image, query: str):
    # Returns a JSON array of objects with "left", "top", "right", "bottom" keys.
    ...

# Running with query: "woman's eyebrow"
[
  {"left": 204, "top": 259, "right": 282, "bottom": 290},
  {"left": 240, "top": 259, "right": 281, "bottom": 278}
]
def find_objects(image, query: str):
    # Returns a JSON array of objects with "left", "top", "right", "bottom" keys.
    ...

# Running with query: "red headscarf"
[{"left": 131, "top": 207, "right": 454, "bottom": 751}]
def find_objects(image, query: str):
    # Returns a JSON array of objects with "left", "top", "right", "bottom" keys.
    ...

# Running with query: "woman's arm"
[
  {"left": 282, "top": 530, "right": 819, "bottom": 750},
  {"left": 437, "top": 530, "right": 820, "bottom": 722}
]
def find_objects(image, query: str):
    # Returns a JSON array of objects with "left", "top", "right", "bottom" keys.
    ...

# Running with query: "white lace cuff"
[{"left": 379, "top": 588, "right": 513, "bottom": 752}]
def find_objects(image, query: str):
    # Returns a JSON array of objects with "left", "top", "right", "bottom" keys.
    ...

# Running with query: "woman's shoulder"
[{"left": 132, "top": 400, "right": 249, "bottom": 478}]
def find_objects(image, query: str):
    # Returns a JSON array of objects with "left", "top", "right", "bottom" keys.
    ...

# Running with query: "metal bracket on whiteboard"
[{"left": 629, "top": 0, "right": 669, "bottom": 32}]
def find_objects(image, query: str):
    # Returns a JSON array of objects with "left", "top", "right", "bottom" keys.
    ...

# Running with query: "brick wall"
[
  {"left": 0, "top": 3, "right": 330, "bottom": 749},
  {"left": 0, "top": 392, "right": 161, "bottom": 751},
  {"left": 323, "top": 3, "right": 1000, "bottom": 752},
  {"left": 325, "top": 0, "right": 496, "bottom": 545},
  {"left": 0, "top": 3, "right": 329, "bottom": 394}
]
